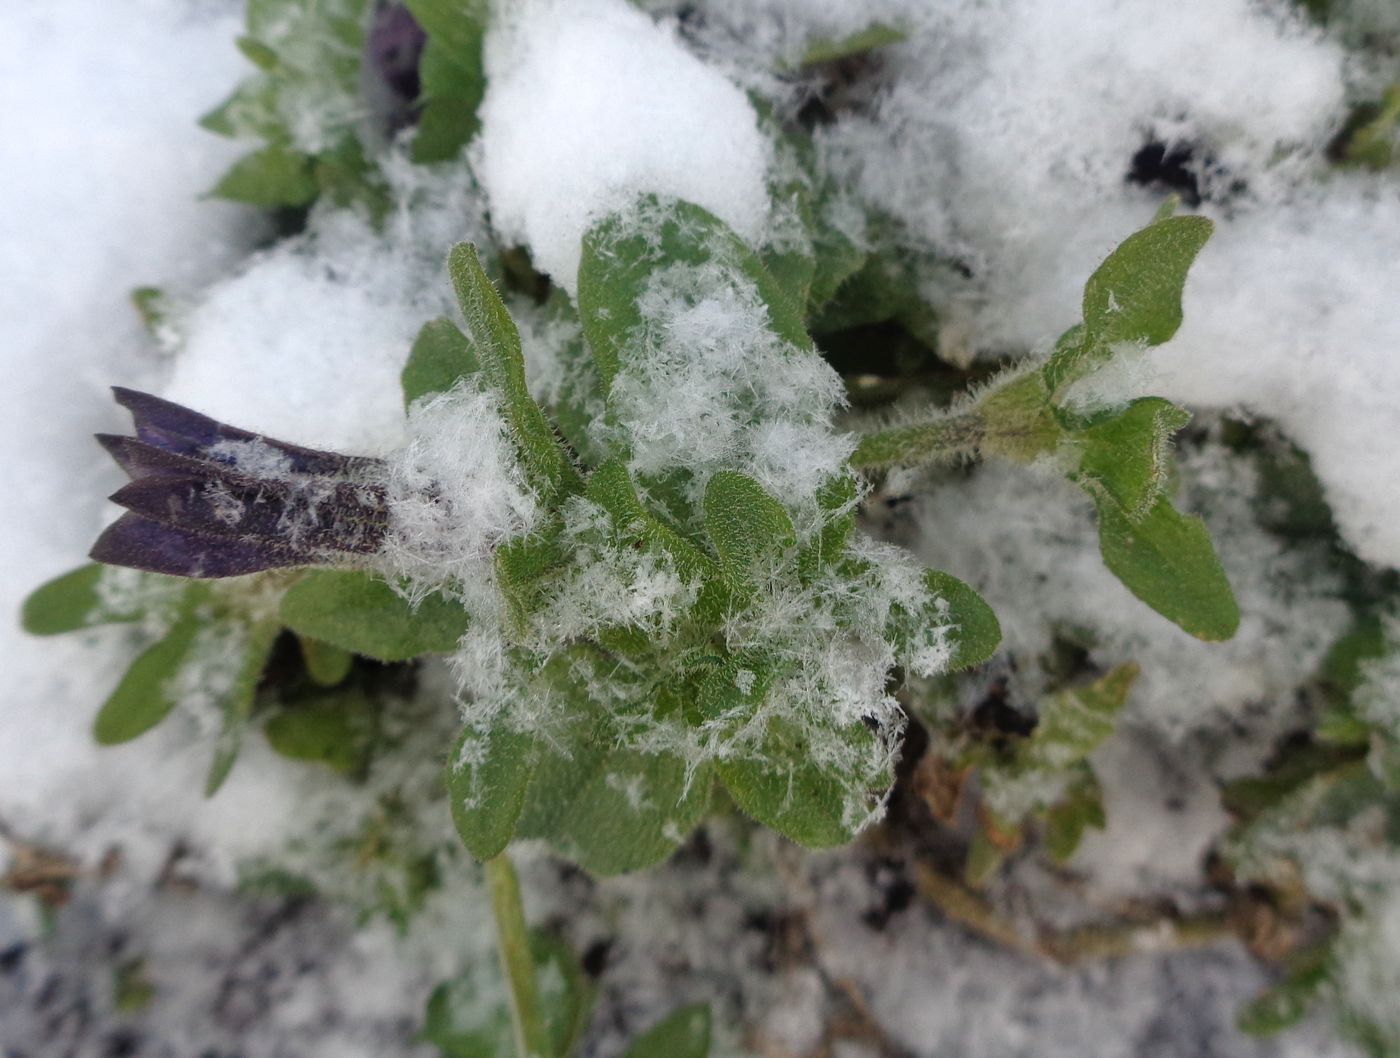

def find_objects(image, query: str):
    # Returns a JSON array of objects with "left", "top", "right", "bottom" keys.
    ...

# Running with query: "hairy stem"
[
  {"left": 486, "top": 853, "right": 550, "bottom": 1058},
  {"left": 850, "top": 411, "right": 986, "bottom": 471}
]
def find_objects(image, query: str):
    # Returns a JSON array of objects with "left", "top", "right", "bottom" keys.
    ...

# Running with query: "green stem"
[
  {"left": 486, "top": 854, "right": 550, "bottom": 1058},
  {"left": 850, "top": 411, "right": 986, "bottom": 471}
]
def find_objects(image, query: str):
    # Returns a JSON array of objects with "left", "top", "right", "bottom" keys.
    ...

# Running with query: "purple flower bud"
[{"left": 92, "top": 390, "right": 390, "bottom": 579}]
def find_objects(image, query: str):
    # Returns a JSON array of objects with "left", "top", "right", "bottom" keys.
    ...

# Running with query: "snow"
[
  {"left": 475, "top": 0, "right": 773, "bottom": 293},
  {"left": 164, "top": 158, "right": 490, "bottom": 456},
  {"left": 598, "top": 233, "right": 852, "bottom": 518},
  {"left": 1143, "top": 187, "right": 1400, "bottom": 569},
  {"left": 381, "top": 384, "right": 539, "bottom": 593}
]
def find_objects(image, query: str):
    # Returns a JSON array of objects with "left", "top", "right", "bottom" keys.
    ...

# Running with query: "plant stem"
[
  {"left": 850, "top": 412, "right": 986, "bottom": 471},
  {"left": 915, "top": 862, "right": 1234, "bottom": 965},
  {"left": 486, "top": 853, "right": 550, "bottom": 1058}
]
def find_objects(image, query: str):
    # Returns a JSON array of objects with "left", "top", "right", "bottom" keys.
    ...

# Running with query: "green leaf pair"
[
  {"left": 24, "top": 565, "right": 280, "bottom": 795},
  {"left": 201, "top": 0, "right": 384, "bottom": 213}
]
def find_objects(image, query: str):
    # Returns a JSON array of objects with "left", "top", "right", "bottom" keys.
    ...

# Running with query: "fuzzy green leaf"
[
  {"left": 263, "top": 688, "right": 377, "bottom": 776},
  {"left": 717, "top": 720, "right": 885, "bottom": 849},
  {"left": 978, "top": 666, "right": 1135, "bottom": 829},
  {"left": 1083, "top": 216, "right": 1213, "bottom": 346},
  {"left": 209, "top": 145, "right": 319, "bottom": 208},
  {"left": 447, "top": 726, "right": 538, "bottom": 861},
  {"left": 205, "top": 617, "right": 281, "bottom": 796},
  {"left": 797, "top": 471, "right": 860, "bottom": 581},
  {"left": 1020, "top": 664, "right": 1138, "bottom": 774},
  {"left": 1044, "top": 217, "right": 1213, "bottom": 392},
  {"left": 1071, "top": 397, "right": 1191, "bottom": 519},
  {"left": 1093, "top": 494, "right": 1240, "bottom": 641},
  {"left": 922, "top": 570, "right": 1002, "bottom": 671},
  {"left": 402, "top": 317, "right": 479, "bottom": 408},
  {"left": 516, "top": 674, "right": 712, "bottom": 874},
  {"left": 22, "top": 565, "right": 141, "bottom": 636},
  {"left": 279, "top": 570, "right": 470, "bottom": 661},
  {"left": 586, "top": 459, "right": 726, "bottom": 622},
  {"left": 623, "top": 1004, "right": 712, "bottom": 1058},
  {"left": 93, "top": 615, "right": 202, "bottom": 745},
  {"left": 447, "top": 242, "right": 578, "bottom": 501},
  {"left": 703, "top": 471, "right": 796, "bottom": 589},
  {"left": 494, "top": 527, "right": 567, "bottom": 639},
  {"left": 1042, "top": 771, "right": 1107, "bottom": 862}
]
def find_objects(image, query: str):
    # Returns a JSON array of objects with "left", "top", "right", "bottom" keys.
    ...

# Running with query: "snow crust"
[{"left": 475, "top": 0, "right": 773, "bottom": 293}]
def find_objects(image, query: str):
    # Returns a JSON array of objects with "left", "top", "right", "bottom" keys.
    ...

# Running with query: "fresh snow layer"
[
  {"left": 163, "top": 157, "right": 490, "bottom": 455},
  {"left": 793, "top": 0, "right": 1400, "bottom": 570},
  {"left": 475, "top": 0, "right": 773, "bottom": 293},
  {"left": 1146, "top": 187, "right": 1400, "bottom": 569}
]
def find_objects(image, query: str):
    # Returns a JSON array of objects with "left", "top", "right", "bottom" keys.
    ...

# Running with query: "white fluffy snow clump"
[{"left": 475, "top": 0, "right": 773, "bottom": 293}]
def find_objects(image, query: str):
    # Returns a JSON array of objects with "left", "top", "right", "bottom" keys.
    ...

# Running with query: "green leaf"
[
  {"left": 585, "top": 459, "right": 726, "bottom": 621},
  {"left": 797, "top": 471, "right": 860, "bottom": 581},
  {"left": 519, "top": 739, "right": 713, "bottom": 875},
  {"left": 22, "top": 565, "right": 147, "bottom": 636},
  {"left": 494, "top": 527, "right": 567, "bottom": 638},
  {"left": 423, "top": 930, "right": 591, "bottom": 1058},
  {"left": 130, "top": 287, "right": 174, "bottom": 343},
  {"left": 1020, "top": 664, "right": 1139, "bottom": 774},
  {"left": 1044, "top": 216, "right": 1213, "bottom": 392},
  {"left": 1336, "top": 84, "right": 1400, "bottom": 171},
  {"left": 279, "top": 570, "right": 471, "bottom": 661},
  {"left": 205, "top": 617, "right": 281, "bottom": 796},
  {"left": 516, "top": 671, "right": 712, "bottom": 874},
  {"left": 978, "top": 666, "right": 1136, "bottom": 827},
  {"left": 796, "top": 23, "right": 906, "bottom": 67},
  {"left": 263, "top": 688, "right": 378, "bottom": 776},
  {"left": 402, "top": 317, "right": 479, "bottom": 408},
  {"left": 312, "top": 136, "right": 389, "bottom": 219},
  {"left": 623, "top": 1004, "right": 712, "bottom": 1058},
  {"left": 447, "top": 242, "right": 578, "bottom": 501},
  {"left": 1083, "top": 215, "right": 1213, "bottom": 346},
  {"left": 1071, "top": 397, "right": 1191, "bottom": 519},
  {"left": 703, "top": 471, "right": 796, "bottom": 589},
  {"left": 717, "top": 728, "right": 884, "bottom": 848},
  {"left": 1093, "top": 494, "right": 1240, "bottom": 641},
  {"left": 405, "top": 0, "right": 488, "bottom": 163},
  {"left": 209, "top": 145, "right": 319, "bottom": 208},
  {"left": 921, "top": 570, "right": 1001, "bottom": 671},
  {"left": 447, "top": 726, "right": 538, "bottom": 861},
  {"left": 1042, "top": 771, "right": 1107, "bottom": 862},
  {"left": 93, "top": 615, "right": 202, "bottom": 745},
  {"left": 299, "top": 636, "right": 354, "bottom": 686},
  {"left": 578, "top": 196, "right": 811, "bottom": 393},
  {"left": 1237, "top": 944, "right": 1332, "bottom": 1036},
  {"left": 199, "top": 77, "right": 282, "bottom": 140}
]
